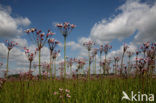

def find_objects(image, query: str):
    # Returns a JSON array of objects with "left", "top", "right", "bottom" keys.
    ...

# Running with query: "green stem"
[
  {"left": 29, "top": 60, "right": 32, "bottom": 71},
  {"left": 70, "top": 65, "right": 72, "bottom": 77},
  {"left": 50, "top": 51, "right": 53, "bottom": 78},
  {"left": 88, "top": 50, "right": 90, "bottom": 79},
  {"left": 103, "top": 54, "right": 106, "bottom": 75},
  {"left": 120, "top": 52, "right": 125, "bottom": 76},
  {"left": 128, "top": 57, "right": 131, "bottom": 76},
  {"left": 54, "top": 59, "right": 56, "bottom": 79},
  {"left": 39, "top": 49, "right": 41, "bottom": 77},
  {"left": 6, "top": 50, "right": 10, "bottom": 77},
  {"left": 64, "top": 37, "right": 66, "bottom": 78},
  {"left": 94, "top": 55, "right": 96, "bottom": 74}
]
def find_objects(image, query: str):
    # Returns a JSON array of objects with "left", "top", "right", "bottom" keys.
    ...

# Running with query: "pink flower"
[
  {"left": 56, "top": 22, "right": 76, "bottom": 37},
  {"left": 54, "top": 92, "right": 58, "bottom": 95},
  {"left": 66, "top": 94, "right": 71, "bottom": 98},
  {"left": 5, "top": 40, "right": 18, "bottom": 51},
  {"left": 56, "top": 23, "right": 63, "bottom": 28},
  {"left": 71, "top": 24, "right": 76, "bottom": 28},
  {"left": 59, "top": 88, "right": 63, "bottom": 91},
  {"left": 65, "top": 89, "right": 70, "bottom": 93}
]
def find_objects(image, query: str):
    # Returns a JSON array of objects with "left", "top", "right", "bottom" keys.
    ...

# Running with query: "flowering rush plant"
[
  {"left": 53, "top": 88, "right": 71, "bottom": 103},
  {"left": 83, "top": 40, "right": 95, "bottom": 51},
  {"left": 24, "top": 47, "right": 38, "bottom": 62},
  {"left": 56, "top": 22, "right": 76, "bottom": 37},
  {"left": 5, "top": 40, "right": 18, "bottom": 51},
  {"left": 25, "top": 28, "right": 55, "bottom": 76},
  {"left": 56, "top": 22, "right": 76, "bottom": 78},
  {"left": 5, "top": 40, "right": 18, "bottom": 77},
  {"left": 25, "top": 28, "right": 55, "bottom": 50}
]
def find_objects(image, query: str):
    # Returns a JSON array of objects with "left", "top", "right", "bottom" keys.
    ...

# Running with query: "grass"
[{"left": 0, "top": 77, "right": 156, "bottom": 103}]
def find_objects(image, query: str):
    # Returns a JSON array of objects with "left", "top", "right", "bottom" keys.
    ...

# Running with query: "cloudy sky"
[{"left": 0, "top": 0, "right": 156, "bottom": 76}]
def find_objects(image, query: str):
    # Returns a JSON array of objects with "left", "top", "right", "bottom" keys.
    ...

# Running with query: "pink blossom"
[{"left": 66, "top": 94, "right": 71, "bottom": 98}]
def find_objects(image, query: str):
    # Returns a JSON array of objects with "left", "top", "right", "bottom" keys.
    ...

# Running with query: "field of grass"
[{"left": 0, "top": 77, "right": 155, "bottom": 103}]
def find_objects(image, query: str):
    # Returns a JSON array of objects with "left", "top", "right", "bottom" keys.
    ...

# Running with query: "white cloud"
[
  {"left": 12, "top": 38, "right": 28, "bottom": 48},
  {"left": 0, "top": 4, "right": 31, "bottom": 38},
  {"left": 66, "top": 41, "right": 83, "bottom": 50},
  {"left": 90, "top": 0, "right": 156, "bottom": 44},
  {"left": 107, "top": 42, "right": 137, "bottom": 64}
]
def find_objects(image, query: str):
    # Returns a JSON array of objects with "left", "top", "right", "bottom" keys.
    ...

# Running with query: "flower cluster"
[
  {"left": 103, "top": 44, "right": 112, "bottom": 55},
  {"left": 5, "top": 40, "right": 18, "bottom": 51},
  {"left": 74, "top": 58, "right": 86, "bottom": 70},
  {"left": 53, "top": 88, "right": 71, "bottom": 99},
  {"left": 137, "top": 58, "right": 147, "bottom": 72},
  {"left": 83, "top": 40, "right": 95, "bottom": 51},
  {"left": 140, "top": 41, "right": 150, "bottom": 55},
  {"left": 48, "top": 38, "right": 60, "bottom": 52},
  {"left": 24, "top": 47, "right": 38, "bottom": 62},
  {"left": 56, "top": 22, "right": 76, "bottom": 37},
  {"left": 25, "top": 28, "right": 55, "bottom": 49}
]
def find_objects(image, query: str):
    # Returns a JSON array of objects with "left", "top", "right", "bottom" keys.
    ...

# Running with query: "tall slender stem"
[
  {"left": 88, "top": 50, "right": 90, "bottom": 79},
  {"left": 39, "top": 49, "right": 41, "bottom": 77},
  {"left": 94, "top": 55, "right": 96, "bottom": 74},
  {"left": 128, "top": 57, "right": 131, "bottom": 76},
  {"left": 29, "top": 61, "right": 32, "bottom": 71},
  {"left": 100, "top": 53, "right": 102, "bottom": 74},
  {"left": 120, "top": 52, "right": 125, "bottom": 76},
  {"left": 114, "top": 61, "right": 117, "bottom": 74},
  {"left": 70, "top": 65, "right": 72, "bottom": 77},
  {"left": 54, "top": 59, "right": 56, "bottom": 79},
  {"left": 64, "top": 37, "right": 66, "bottom": 78},
  {"left": 103, "top": 54, "right": 106, "bottom": 75},
  {"left": 6, "top": 50, "right": 10, "bottom": 77},
  {"left": 50, "top": 51, "right": 53, "bottom": 78}
]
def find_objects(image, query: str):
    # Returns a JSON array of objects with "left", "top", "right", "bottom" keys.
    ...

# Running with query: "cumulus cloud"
[
  {"left": 0, "top": 4, "right": 31, "bottom": 38},
  {"left": 107, "top": 42, "right": 137, "bottom": 65},
  {"left": 12, "top": 38, "right": 28, "bottom": 48},
  {"left": 90, "top": 0, "right": 156, "bottom": 44}
]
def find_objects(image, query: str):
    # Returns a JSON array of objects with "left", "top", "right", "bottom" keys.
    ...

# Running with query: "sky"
[{"left": 0, "top": 0, "right": 156, "bottom": 76}]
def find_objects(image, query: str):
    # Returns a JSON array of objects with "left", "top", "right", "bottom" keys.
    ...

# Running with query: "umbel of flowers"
[
  {"left": 83, "top": 40, "right": 95, "bottom": 78},
  {"left": 56, "top": 22, "right": 76, "bottom": 78},
  {"left": 25, "top": 28, "right": 54, "bottom": 77},
  {"left": 5, "top": 40, "right": 18, "bottom": 77},
  {"left": 54, "top": 88, "right": 71, "bottom": 103},
  {"left": 24, "top": 47, "right": 38, "bottom": 72},
  {"left": 48, "top": 38, "right": 59, "bottom": 78}
]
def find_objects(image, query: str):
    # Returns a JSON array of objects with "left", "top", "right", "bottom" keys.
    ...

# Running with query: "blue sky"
[
  {"left": 0, "top": 0, "right": 123, "bottom": 42},
  {"left": 0, "top": 0, "right": 156, "bottom": 75},
  {"left": 0, "top": 0, "right": 125, "bottom": 56}
]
